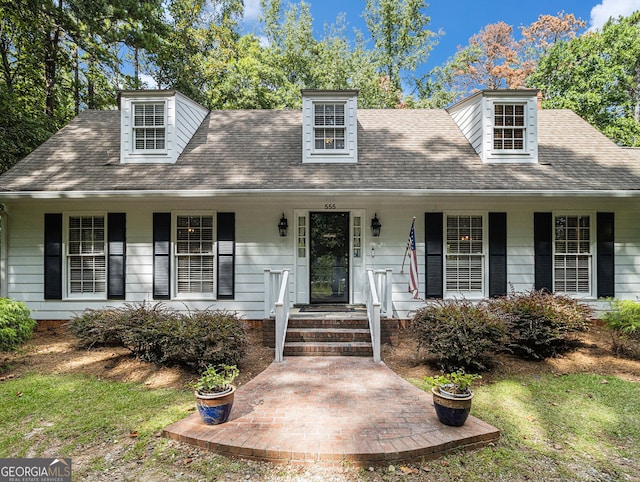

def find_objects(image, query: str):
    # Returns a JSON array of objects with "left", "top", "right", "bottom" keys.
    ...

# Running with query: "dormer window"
[
  {"left": 119, "top": 90, "right": 208, "bottom": 164},
  {"left": 314, "top": 103, "right": 345, "bottom": 150},
  {"left": 447, "top": 89, "right": 538, "bottom": 164},
  {"left": 493, "top": 104, "right": 525, "bottom": 150},
  {"left": 302, "top": 89, "right": 358, "bottom": 163},
  {"left": 133, "top": 103, "right": 166, "bottom": 151}
]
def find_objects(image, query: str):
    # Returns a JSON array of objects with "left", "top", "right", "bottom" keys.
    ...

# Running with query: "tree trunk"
[
  {"left": 74, "top": 47, "right": 79, "bottom": 115},
  {"left": 44, "top": 0, "right": 63, "bottom": 119}
]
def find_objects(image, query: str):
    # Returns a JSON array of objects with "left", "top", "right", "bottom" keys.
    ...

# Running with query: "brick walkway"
[{"left": 163, "top": 357, "right": 500, "bottom": 466}]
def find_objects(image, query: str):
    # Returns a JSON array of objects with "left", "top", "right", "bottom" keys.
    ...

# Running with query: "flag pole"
[{"left": 401, "top": 217, "right": 416, "bottom": 273}]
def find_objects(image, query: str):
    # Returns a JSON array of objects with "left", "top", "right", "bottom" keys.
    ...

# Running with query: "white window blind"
[
  {"left": 494, "top": 104, "right": 525, "bottom": 150},
  {"left": 554, "top": 215, "right": 591, "bottom": 293},
  {"left": 446, "top": 215, "right": 484, "bottom": 291},
  {"left": 314, "top": 103, "right": 345, "bottom": 150},
  {"left": 133, "top": 103, "right": 165, "bottom": 150},
  {"left": 68, "top": 216, "right": 106, "bottom": 294},
  {"left": 176, "top": 215, "right": 214, "bottom": 294}
]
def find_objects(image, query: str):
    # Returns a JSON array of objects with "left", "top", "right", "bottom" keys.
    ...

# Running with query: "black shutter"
[
  {"left": 534, "top": 212, "right": 553, "bottom": 292},
  {"left": 217, "top": 213, "right": 235, "bottom": 299},
  {"left": 597, "top": 212, "right": 615, "bottom": 298},
  {"left": 44, "top": 213, "right": 63, "bottom": 300},
  {"left": 425, "top": 212, "right": 443, "bottom": 299},
  {"left": 489, "top": 212, "right": 507, "bottom": 297},
  {"left": 107, "top": 213, "right": 126, "bottom": 299},
  {"left": 153, "top": 213, "right": 171, "bottom": 300}
]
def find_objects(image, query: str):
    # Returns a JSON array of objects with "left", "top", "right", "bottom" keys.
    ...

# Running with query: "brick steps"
[
  {"left": 283, "top": 341, "right": 373, "bottom": 356},
  {"left": 287, "top": 318, "right": 369, "bottom": 329},
  {"left": 262, "top": 311, "right": 399, "bottom": 350},
  {"left": 286, "top": 327, "right": 371, "bottom": 343},
  {"left": 284, "top": 314, "right": 373, "bottom": 357}
]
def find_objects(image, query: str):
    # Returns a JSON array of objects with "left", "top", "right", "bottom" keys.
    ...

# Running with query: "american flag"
[{"left": 407, "top": 219, "right": 419, "bottom": 299}]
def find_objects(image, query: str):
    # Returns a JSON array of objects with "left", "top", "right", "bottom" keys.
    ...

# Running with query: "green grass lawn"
[{"left": 1, "top": 372, "right": 638, "bottom": 481}]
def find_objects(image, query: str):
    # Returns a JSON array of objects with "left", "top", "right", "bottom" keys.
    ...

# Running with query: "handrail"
[
  {"left": 370, "top": 268, "right": 393, "bottom": 318},
  {"left": 366, "top": 269, "right": 382, "bottom": 363},
  {"left": 264, "top": 269, "right": 287, "bottom": 318},
  {"left": 272, "top": 269, "right": 290, "bottom": 363}
]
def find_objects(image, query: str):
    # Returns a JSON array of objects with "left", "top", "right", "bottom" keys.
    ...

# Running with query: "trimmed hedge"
[
  {"left": 68, "top": 302, "right": 247, "bottom": 371},
  {"left": 489, "top": 290, "right": 591, "bottom": 360},
  {"left": 412, "top": 298, "right": 507, "bottom": 371},
  {"left": 0, "top": 298, "right": 36, "bottom": 352}
]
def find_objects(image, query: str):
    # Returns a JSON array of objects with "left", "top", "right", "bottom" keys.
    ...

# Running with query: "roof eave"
[{"left": 1, "top": 188, "right": 640, "bottom": 200}]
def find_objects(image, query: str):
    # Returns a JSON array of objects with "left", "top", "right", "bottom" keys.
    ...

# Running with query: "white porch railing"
[
  {"left": 366, "top": 269, "right": 384, "bottom": 363},
  {"left": 264, "top": 269, "right": 290, "bottom": 363},
  {"left": 371, "top": 268, "right": 393, "bottom": 318}
]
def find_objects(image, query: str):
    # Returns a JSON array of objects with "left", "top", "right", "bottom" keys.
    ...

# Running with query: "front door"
[{"left": 310, "top": 212, "right": 349, "bottom": 304}]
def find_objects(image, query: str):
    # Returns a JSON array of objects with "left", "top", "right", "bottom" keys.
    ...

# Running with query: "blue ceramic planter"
[
  {"left": 431, "top": 387, "right": 473, "bottom": 427},
  {"left": 196, "top": 386, "right": 236, "bottom": 425}
]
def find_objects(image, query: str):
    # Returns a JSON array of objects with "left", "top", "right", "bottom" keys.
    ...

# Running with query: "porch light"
[
  {"left": 278, "top": 213, "right": 289, "bottom": 237},
  {"left": 371, "top": 213, "right": 382, "bottom": 237}
]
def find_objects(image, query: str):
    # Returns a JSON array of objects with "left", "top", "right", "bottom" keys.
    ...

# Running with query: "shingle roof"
[{"left": 1, "top": 107, "right": 639, "bottom": 193}]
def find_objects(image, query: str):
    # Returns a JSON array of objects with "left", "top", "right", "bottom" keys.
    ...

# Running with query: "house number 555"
[{"left": 324, "top": 204, "right": 337, "bottom": 209}]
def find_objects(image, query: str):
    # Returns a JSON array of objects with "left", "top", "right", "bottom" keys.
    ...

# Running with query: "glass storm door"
[{"left": 309, "top": 212, "right": 349, "bottom": 304}]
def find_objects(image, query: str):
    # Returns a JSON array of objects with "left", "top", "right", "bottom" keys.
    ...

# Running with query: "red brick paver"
[{"left": 163, "top": 357, "right": 499, "bottom": 465}]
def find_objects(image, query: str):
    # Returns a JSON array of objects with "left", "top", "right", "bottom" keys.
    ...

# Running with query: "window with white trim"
[
  {"left": 554, "top": 215, "right": 591, "bottom": 293},
  {"left": 314, "top": 103, "right": 345, "bottom": 150},
  {"left": 176, "top": 215, "right": 214, "bottom": 294},
  {"left": 494, "top": 104, "right": 525, "bottom": 150},
  {"left": 68, "top": 216, "right": 106, "bottom": 294},
  {"left": 445, "top": 215, "right": 484, "bottom": 292},
  {"left": 133, "top": 103, "right": 166, "bottom": 151}
]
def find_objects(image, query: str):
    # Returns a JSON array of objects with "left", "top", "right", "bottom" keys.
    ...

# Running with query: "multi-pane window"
[
  {"left": 314, "top": 103, "right": 345, "bottom": 150},
  {"left": 298, "top": 216, "right": 306, "bottom": 258},
  {"left": 133, "top": 103, "right": 165, "bottom": 150},
  {"left": 494, "top": 104, "right": 525, "bottom": 150},
  {"left": 446, "top": 215, "right": 484, "bottom": 292},
  {"left": 176, "top": 215, "right": 214, "bottom": 294},
  {"left": 554, "top": 215, "right": 591, "bottom": 293},
  {"left": 353, "top": 216, "right": 361, "bottom": 258},
  {"left": 68, "top": 216, "right": 106, "bottom": 294}
]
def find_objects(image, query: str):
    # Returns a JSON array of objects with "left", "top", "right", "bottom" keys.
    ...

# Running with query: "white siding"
[
  {"left": 448, "top": 99, "right": 483, "bottom": 155},
  {"left": 174, "top": 92, "right": 209, "bottom": 156},
  {"left": 3, "top": 196, "right": 640, "bottom": 320}
]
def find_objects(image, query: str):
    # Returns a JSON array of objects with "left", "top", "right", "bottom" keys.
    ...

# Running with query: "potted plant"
[
  {"left": 193, "top": 364, "right": 239, "bottom": 425},
  {"left": 423, "top": 371, "right": 481, "bottom": 427}
]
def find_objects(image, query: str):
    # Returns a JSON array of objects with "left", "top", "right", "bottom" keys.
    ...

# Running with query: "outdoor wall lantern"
[
  {"left": 278, "top": 213, "right": 289, "bottom": 237},
  {"left": 371, "top": 213, "right": 382, "bottom": 237}
]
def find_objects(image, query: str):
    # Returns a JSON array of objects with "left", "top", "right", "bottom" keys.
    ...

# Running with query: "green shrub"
[
  {"left": 602, "top": 299, "right": 640, "bottom": 335},
  {"left": 490, "top": 290, "right": 591, "bottom": 360},
  {"left": 66, "top": 307, "right": 126, "bottom": 347},
  {"left": 0, "top": 298, "right": 36, "bottom": 351},
  {"left": 154, "top": 308, "right": 247, "bottom": 370},
  {"left": 68, "top": 302, "right": 247, "bottom": 371},
  {"left": 602, "top": 299, "right": 640, "bottom": 360},
  {"left": 412, "top": 299, "right": 507, "bottom": 371}
]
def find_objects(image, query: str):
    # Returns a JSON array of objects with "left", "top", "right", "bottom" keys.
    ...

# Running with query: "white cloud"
[
  {"left": 244, "top": 0, "right": 262, "bottom": 22},
  {"left": 589, "top": 0, "right": 640, "bottom": 30},
  {"left": 139, "top": 73, "right": 158, "bottom": 90}
]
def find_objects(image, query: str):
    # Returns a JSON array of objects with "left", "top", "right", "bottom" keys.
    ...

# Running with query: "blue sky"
[{"left": 241, "top": 0, "right": 640, "bottom": 71}]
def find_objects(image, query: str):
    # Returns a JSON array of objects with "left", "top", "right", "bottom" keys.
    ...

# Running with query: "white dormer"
[
  {"left": 448, "top": 90, "right": 539, "bottom": 164},
  {"left": 301, "top": 90, "right": 358, "bottom": 163},
  {"left": 119, "top": 90, "right": 208, "bottom": 164}
]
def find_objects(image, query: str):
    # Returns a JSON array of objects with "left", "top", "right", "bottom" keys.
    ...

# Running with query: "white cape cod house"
[{"left": 1, "top": 88, "right": 639, "bottom": 324}]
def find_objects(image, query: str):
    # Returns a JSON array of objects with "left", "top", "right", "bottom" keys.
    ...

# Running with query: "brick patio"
[{"left": 163, "top": 357, "right": 500, "bottom": 465}]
